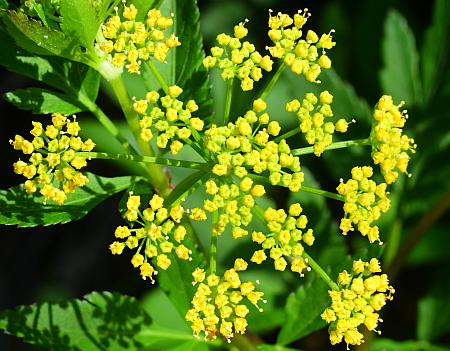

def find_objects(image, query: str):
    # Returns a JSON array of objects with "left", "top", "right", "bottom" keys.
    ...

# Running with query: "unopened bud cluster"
[
  {"left": 251, "top": 203, "right": 313, "bottom": 276},
  {"left": 337, "top": 166, "right": 390, "bottom": 244},
  {"left": 10, "top": 113, "right": 93, "bottom": 204},
  {"left": 286, "top": 90, "right": 349, "bottom": 156},
  {"left": 109, "top": 194, "right": 191, "bottom": 282},
  {"left": 321, "top": 259, "right": 394, "bottom": 347},
  {"left": 100, "top": 5, "right": 180, "bottom": 74},
  {"left": 370, "top": 95, "right": 416, "bottom": 184},
  {"left": 267, "top": 9, "right": 335, "bottom": 82},
  {"left": 205, "top": 99, "right": 304, "bottom": 192},
  {"left": 133, "top": 85, "right": 203, "bottom": 155},
  {"left": 185, "top": 259, "right": 265, "bottom": 341},
  {"left": 203, "top": 21, "right": 274, "bottom": 91}
]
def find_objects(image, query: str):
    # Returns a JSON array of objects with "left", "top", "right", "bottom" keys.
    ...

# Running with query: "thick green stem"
[
  {"left": 292, "top": 138, "right": 371, "bottom": 156},
  {"left": 303, "top": 251, "right": 339, "bottom": 291},
  {"left": 146, "top": 61, "right": 170, "bottom": 94},
  {"left": 301, "top": 185, "right": 345, "bottom": 202},
  {"left": 274, "top": 127, "right": 300, "bottom": 143},
  {"left": 259, "top": 62, "right": 286, "bottom": 101},
  {"left": 77, "top": 152, "right": 209, "bottom": 170},
  {"left": 223, "top": 79, "right": 234, "bottom": 125},
  {"left": 108, "top": 75, "right": 170, "bottom": 196}
]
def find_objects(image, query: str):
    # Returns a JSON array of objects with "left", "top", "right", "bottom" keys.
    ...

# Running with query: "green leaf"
[
  {"left": 0, "top": 291, "right": 152, "bottom": 351},
  {"left": 380, "top": 10, "right": 422, "bottom": 105},
  {"left": 0, "top": 32, "right": 100, "bottom": 101},
  {"left": 368, "top": 338, "right": 450, "bottom": 351},
  {"left": 276, "top": 274, "right": 330, "bottom": 345},
  {"left": 417, "top": 276, "right": 450, "bottom": 342},
  {"left": 5, "top": 88, "right": 84, "bottom": 114},
  {"left": 140, "top": 288, "right": 211, "bottom": 351},
  {"left": 421, "top": 0, "right": 450, "bottom": 105},
  {"left": 0, "top": 0, "right": 8, "bottom": 9},
  {"left": 157, "top": 221, "right": 207, "bottom": 316},
  {"left": 1, "top": 10, "right": 89, "bottom": 64},
  {"left": 141, "top": 0, "right": 212, "bottom": 118},
  {"left": 59, "top": 0, "right": 100, "bottom": 48},
  {"left": 0, "top": 173, "right": 135, "bottom": 227}
]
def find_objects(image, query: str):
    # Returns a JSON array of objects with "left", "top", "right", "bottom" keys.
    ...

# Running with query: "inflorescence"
[
  {"left": 10, "top": 113, "right": 94, "bottom": 204},
  {"left": 186, "top": 259, "right": 265, "bottom": 341},
  {"left": 337, "top": 166, "right": 390, "bottom": 244},
  {"left": 286, "top": 90, "right": 350, "bottom": 156},
  {"left": 6, "top": 3, "right": 416, "bottom": 347},
  {"left": 110, "top": 194, "right": 191, "bottom": 282},
  {"left": 267, "top": 9, "right": 335, "bottom": 82},
  {"left": 321, "top": 259, "right": 394, "bottom": 348},
  {"left": 133, "top": 85, "right": 204, "bottom": 155},
  {"left": 370, "top": 95, "right": 416, "bottom": 184},
  {"left": 100, "top": 4, "right": 180, "bottom": 74}
]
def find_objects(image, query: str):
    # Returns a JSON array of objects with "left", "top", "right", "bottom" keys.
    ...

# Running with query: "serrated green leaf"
[
  {"left": 0, "top": 32, "right": 100, "bottom": 101},
  {"left": 380, "top": 10, "right": 422, "bottom": 105},
  {"left": 421, "top": 0, "right": 450, "bottom": 105},
  {"left": 276, "top": 274, "right": 330, "bottom": 345},
  {"left": 1, "top": 10, "right": 90, "bottom": 64},
  {"left": 59, "top": 0, "right": 100, "bottom": 48},
  {"left": 0, "top": 291, "right": 152, "bottom": 351},
  {"left": 0, "top": 173, "right": 135, "bottom": 227},
  {"left": 5, "top": 88, "right": 84, "bottom": 114},
  {"left": 140, "top": 0, "right": 212, "bottom": 119},
  {"left": 368, "top": 338, "right": 450, "bottom": 351}
]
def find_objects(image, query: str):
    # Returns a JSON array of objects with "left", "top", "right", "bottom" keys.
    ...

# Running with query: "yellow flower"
[
  {"left": 100, "top": 6, "right": 180, "bottom": 73},
  {"left": 322, "top": 259, "right": 394, "bottom": 348},
  {"left": 337, "top": 166, "right": 390, "bottom": 244},
  {"left": 110, "top": 194, "right": 191, "bottom": 282},
  {"left": 370, "top": 95, "right": 416, "bottom": 184},
  {"left": 10, "top": 114, "right": 93, "bottom": 204},
  {"left": 186, "top": 261, "right": 264, "bottom": 341}
]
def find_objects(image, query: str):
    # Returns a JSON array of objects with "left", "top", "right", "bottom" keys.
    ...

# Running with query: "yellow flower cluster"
[
  {"left": 337, "top": 166, "right": 390, "bottom": 244},
  {"left": 203, "top": 21, "right": 274, "bottom": 91},
  {"left": 185, "top": 259, "right": 265, "bottom": 341},
  {"left": 321, "top": 258, "right": 394, "bottom": 348},
  {"left": 191, "top": 178, "right": 265, "bottom": 236},
  {"left": 205, "top": 99, "right": 304, "bottom": 191},
  {"left": 109, "top": 194, "right": 191, "bottom": 282},
  {"left": 250, "top": 203, "right": 313, "bottom": 276},
  {"left": 370, "top": 95, "right": 416, "bottom": 184},
  {"left": 10, "top": 114, "right": 94, "bottom": 204},
  {"left": 100, "top": 5, "right": 180, "bottom": 74},
  {"left": 133, "top": 85, "right": 204, "bottom": 155},
  {"left": 267, "top": 9, "right": 335, "bottom": 82},
  {"left": 286, "top": 91, "right": 350, "bottom": 156}
]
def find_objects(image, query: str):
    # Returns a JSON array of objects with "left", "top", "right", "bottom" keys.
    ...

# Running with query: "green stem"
[
  {"left": 303, "top": 251, "right": 339, "bottom": 291},
  {"left": 108, "top": 74, "right": 170, "bottom": 196},
  {"left": 146, "top": 61, "right": 170, "bottom": 94},
  {"left": 210, "top": 211, "right": 219, "bottom": 274},
  {"left": 230, "top": 334, "right": 259, "bottom": 351},
  {"left": 77, "top": 152, "right": 209, "bottom": 170},
  {"left": 259, "top": 62, "right": 286, "bottom": 101},
  {"left": 273, "top": 127, "right": 300, "bottom": 143},
  {"left": 301, "top": 185, "right": 345, "bottom": 202},
  {"left": 80, "top": 98, "right": 137, "bottom": 154},
  {"left": 292, "top": 138, "right": 371, "bottom": 156},
  {"left": 223, "top": 79, "right": 234, "bottom": 125}
]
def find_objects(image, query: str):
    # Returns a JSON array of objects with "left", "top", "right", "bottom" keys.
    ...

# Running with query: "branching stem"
[
  {"left": 292, "top": 138, "right": 371, "bottom": 156},
  {"left": 303, "top": 251, "right": 339, "bottom": 291}
]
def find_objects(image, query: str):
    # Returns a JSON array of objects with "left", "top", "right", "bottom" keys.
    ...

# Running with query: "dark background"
[{"left": 1, "top": 0, "right": 448, "bottom": 350}]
